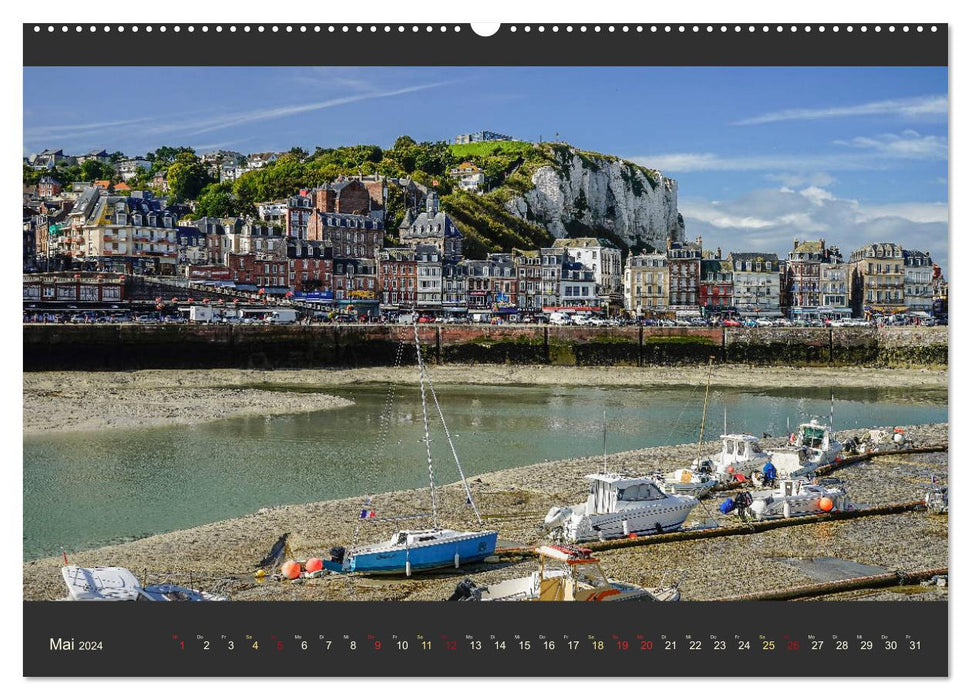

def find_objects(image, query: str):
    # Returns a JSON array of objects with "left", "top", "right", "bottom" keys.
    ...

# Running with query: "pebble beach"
[{"left": 23, "top": 421, "right": 948, "bottom": 603}]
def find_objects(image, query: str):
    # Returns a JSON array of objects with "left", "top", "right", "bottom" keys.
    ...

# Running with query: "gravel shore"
[{"left": 23, "top": 422, "right": 948, "bottom": 602}]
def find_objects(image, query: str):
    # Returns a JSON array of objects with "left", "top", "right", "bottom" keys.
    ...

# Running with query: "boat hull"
[
  {"left": 327, "top": 531, "right": 499, "bottom": 575},
  {"left": 562, "top": 499, "right": 698, "bottom": 543}
]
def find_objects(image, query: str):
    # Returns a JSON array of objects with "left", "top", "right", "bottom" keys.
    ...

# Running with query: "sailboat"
[{"left": 322, "top": 321, "right": 498, "bottom": 576}]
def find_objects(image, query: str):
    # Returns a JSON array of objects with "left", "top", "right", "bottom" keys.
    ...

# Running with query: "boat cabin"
[
  {"left": 585, "top": 474, "right": 669, "bottom": 515},
  {"left": 389, "top": 529, "right": 450, "bottom": 547},
  {"left": 717, "top": 434, "right": 766, "bottom": 467},
  {"left": 535, "top": 545, "right": 615, "bottom": 601},
  {"left": 792, "top": 420, "right": 831, "bottom": 452}
]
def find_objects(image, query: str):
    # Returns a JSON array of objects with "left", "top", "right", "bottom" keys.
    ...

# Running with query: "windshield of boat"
[
  {"left": 616, "top": 482, "right": 665, "bottom": 501},
  {"left": 800, "top": 427, "right": 826, "bottom": 448}
]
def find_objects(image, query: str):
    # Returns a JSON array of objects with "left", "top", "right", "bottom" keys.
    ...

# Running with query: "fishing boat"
[
  {"left": 663, "top": 462, "right": 721, "bottom": 497},
  {"left": 448, "top": 545, "right": 680, "bottom": 602},
  {"left": 707, "top": 433, "right": 770, "bottom": 478},
  {"left": 60, "top": 566, "right": 227, "bottom": 601},
  {"left": 768, "top": 419, "right": 844, "bottom": 477},
  {"left": 544, "top": 473, "right": 698, "bottom": 543},
  {"left": 718, "top": 478, "right": 853, "bottom": 521},
  {"left": 322, "top": 321, "right": 498, "bottom": 576}
]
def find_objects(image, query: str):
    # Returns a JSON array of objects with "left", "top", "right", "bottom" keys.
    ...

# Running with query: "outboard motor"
[
  {"left": 329, "top": 546, "right": 346, "bottom": 563},
  {"left": 543, "top": 506, "right": 571, "bottom": 530}
]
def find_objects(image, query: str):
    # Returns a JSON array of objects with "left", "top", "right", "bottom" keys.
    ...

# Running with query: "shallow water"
[{"left": 23, "top": 383, "right": 946, "bottom": 560}]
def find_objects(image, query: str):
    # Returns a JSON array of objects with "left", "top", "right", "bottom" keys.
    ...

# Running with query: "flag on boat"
[{"left": 360, "top": 509, "right": 376, "bottom": 519}]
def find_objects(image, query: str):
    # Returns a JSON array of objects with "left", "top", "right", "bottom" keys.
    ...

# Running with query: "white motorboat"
[
  {"left": 707, "top": 433, "right": 771, "bottom": 479},
  {"left": 768, "top": 419, "right": 844, "bottom": 477},
  {"left": 544, "top": 474, "right": 698, "bottom": 543},
  {"left": 60, "top": 566, "right": 227, "bottom": 601},
  {"left": 663, "top": 461, "right": 721, "bottom": 497},
  {"left": 718, "top": 478, "right": 853, "bottom": 521},
  {"left": 448, "top": 545, "right": 680, "bottom": 602}
]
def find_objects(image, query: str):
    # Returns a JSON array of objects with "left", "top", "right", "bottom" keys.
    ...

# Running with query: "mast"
[
  {"left": 412, "top": 321, "right": 438, "bottom": 528},
  {"left": 830, "top": 391, "right": 835, "bottom": 429},
  {"left": 602, "top": 408, "right": 608, "bottom": 475},
  {"left": 695, "top": 355, "right": 715, "bottom": 466}
]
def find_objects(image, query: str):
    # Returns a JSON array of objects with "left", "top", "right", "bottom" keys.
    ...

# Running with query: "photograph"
[{"left": 18, "top": 23, "right": 951, "bottom": 677}]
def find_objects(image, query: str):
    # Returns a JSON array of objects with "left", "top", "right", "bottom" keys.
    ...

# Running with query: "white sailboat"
[{"left": 60, "top": 566, "right": 227, "bottom": 601}]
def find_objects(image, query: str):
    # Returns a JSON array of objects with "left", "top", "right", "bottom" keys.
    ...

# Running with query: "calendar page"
[{"left": 21, "top": 20, "right": 949, "bottom": 678}]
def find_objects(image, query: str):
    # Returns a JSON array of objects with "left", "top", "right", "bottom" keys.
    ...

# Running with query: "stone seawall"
[{"left": 22, "top": 324, "right": 947, "bottom": 371}]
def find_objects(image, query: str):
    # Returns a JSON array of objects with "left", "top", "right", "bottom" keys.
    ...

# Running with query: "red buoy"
[
  {"left": 305, "top": 557, "right": 323, "bottom": 573},
  {"left": 281, "top": 560, "right": 301, "bottom": 579},
  {"left": 819, "top": 497, "right": 834, "bottom": 512}
]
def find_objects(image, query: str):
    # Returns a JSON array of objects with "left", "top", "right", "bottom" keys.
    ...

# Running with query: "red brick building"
[
  {"left": 37, "top": 176, "right": 62, "bottom": 198},
  {"left": 286, "top": 240, "right": 332, "bottom": 293},
  {"left": 699, "top": 258, "right": 733, "bottom": 313},
  {"left": 377, "top": 248, "right": 417, "bottom": 308},
  {"left": 227, "top": 253, "right": 288, "bottom": 288}
]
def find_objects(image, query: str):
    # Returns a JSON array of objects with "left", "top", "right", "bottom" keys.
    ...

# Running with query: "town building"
[
  {"left": 176, "top": 226, "right": 209, "bottom": 272},
  {"left": 76, "top": 150, "right": 109, "bottom": 165},
  {"left": 378, "top": 248, "right": 418, "bottom": 309},
  {"left": 903, "top": 249, "right": 935, "bottom": 312},
  {"left": 287, "top": 239, "right": 332, "bottom": 295},
  {"left": 37, "top": 176, "right": 62, "bottom": 198},
  {"left": 454, "top": 130, "right": 513, "bottom": 144},
  {"left": 513, "top": 249, "right": 544, "bottom": 311},
  {"left": 114, "top": 158, "right": 151, "bottom": 181},
  {"left": 442, "top": 260, "right": 468, "bottom": 313},
  {"left": 465, "top": 259, "right": 493, "bottom": 311},
  {"left": 226, "top": 253, "right": 288, "bottom": 291},
  {"left": 559, "top": 260, "right": 598, "bottom": 309},
  {"left": 624, "top": 253, "right": 669, "bottom": 316},
  {"left": 487, "top": 253, "right": 518, "bottom": 311},
  {"left": 398, "top": 192, "right": 464, "bottom": 259},
  {"left": 27, "top": 149, "right": 67, "bottom": 170},
  {"left": 286, "top": 193, "right": 313, "bottom": 239},
  {"left": 539, "top": 247, "right": 567, "bottom": 309},
  {"left": 332, "top": 258, "right": 377, "bottom": 304},
  {"left": 415, "top": 244, "right": 444, "bottom": 310},
  {"left": 23, "top": 271, "right": 126, "bottom": 304},
  {"left": 728, "top": 252, "right": 783, "bottom": 317},
  {"left": 449, "top": 162, "right": 486, "bottom": 192},
  {"left": 699, "top": 256, "right": 733, "bottom": 315},
  {"left": 818, "top": 261, "right": 852, "bottom": 319},
  {"left": 552, "top": 237, "right": 623, "bottom": 309},
  {"left": 849, "top": 242, "right": 905, "bottom": 317},
  {"left": 63, "top": 187, "right": 179, "bottom": 275},
  {"left": 666, "top": 236, "right": 703, "bottom": 314}
]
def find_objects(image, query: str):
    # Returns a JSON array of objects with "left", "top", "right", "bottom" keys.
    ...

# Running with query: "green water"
[{"left": 23, "top": 383, "right": 946, "bottom": 560}]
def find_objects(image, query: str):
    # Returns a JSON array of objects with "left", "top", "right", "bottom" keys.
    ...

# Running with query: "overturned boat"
[
  {"left": 545, "top": 473, "right": 698, "bottom": 543},
  {"left": 718, "top": 478, "right": 853, "bottom": 521},
  {"left": 61, "top": 566, "right": 227, "bottom": 602},
  {"left": 449, "top": 544, "right": 680, "bottom": 602}
]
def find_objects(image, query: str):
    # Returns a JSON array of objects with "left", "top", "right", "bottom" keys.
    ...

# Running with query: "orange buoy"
[
  {"left": 819, "top": 497, "right": 834, "bottom": 512},
  {"left": 627, "top": 533, "right": 637, "bottom": 540},
  {"left": 305, "top": 557, "right": 323, "bottom": 573},
  {"left": 281, "top": 560, "right": 301, "bottom": 579},
  {"left": 727, "top": 467, "right": 735, "bottom": 474}
]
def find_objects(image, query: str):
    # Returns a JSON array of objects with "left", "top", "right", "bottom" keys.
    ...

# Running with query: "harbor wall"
[{"left": 22, "top": 324, "right": 947, "bottom": 371}]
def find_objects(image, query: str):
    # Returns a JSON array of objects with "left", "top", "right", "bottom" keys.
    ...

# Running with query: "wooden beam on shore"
[
  {"left": 494, "top": 499, "right": 929, "bottom": 557},
  {"left": 710, "top": 567, "right": 948, "bottom": 602}
]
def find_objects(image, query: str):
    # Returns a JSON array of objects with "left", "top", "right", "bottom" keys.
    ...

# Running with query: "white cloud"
[
  {"left": 733, "top": 95, "right": 947, "bottom": 126},
  {"left": 680, "top": 187, "right": 949, "bottom": 272},
  {"left": 834, "top": 130, "right": 947, "bottom": 160},
  {"left": 766, "top": 172, "right": 836, "bottom": 188}
]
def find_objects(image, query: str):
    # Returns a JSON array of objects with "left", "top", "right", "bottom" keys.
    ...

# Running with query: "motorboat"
[
  {"left": 322, "top": 529, "right": 498, "bottom": 575},
  {"left": 707, "top": 433, "right": 770, "bottom": 479},
  {"left": 448, "top": 544, "right": 680, "bottom": 602},
  {"left": 718, "top": 478, "right": 853, "bottom": 521},
  {"left": 60, "top": 566, "right": 227, "bottom": 601},
  {"left": 544, "top": 473, "right": 698, "bottom": 543},
  {"left": 662, "top": 460, "right": 721, "bottom": 497},
  {"left": 768, "top": 419, "right": 844, "bottom": 477}
]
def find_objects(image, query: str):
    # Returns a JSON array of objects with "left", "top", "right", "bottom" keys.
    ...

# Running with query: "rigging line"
[
  {"left": 695, "top": 356, "right": 716, "bottom": 467},
  {"left": 424, "top": 368, "right": 484, "bottom": 526},
  {"left": 413, "top": 320, "right": 439, "bottom": 528}
]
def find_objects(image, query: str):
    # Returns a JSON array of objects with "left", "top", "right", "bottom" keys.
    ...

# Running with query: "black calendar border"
[
  {"left": 23, "top": 600, "right": 948, "bottom": 677},
  {"left": 23, "top": 23, "right": 947, "bottom": 67}
]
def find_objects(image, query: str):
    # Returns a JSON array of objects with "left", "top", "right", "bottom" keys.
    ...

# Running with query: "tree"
[
  {"left": 166, "top": 152, "right": 214, "bottom": 202},
  {"left": 80, "top": 159, "right": 113, "bottom": 182},
  {"left": 195, "top": 182, "right": 239, "bottom": 218}
]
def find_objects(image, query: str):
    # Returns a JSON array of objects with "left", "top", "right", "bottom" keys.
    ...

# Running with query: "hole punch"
[{"left": 471, "top": 23, "right": 500, "bottom": 37}]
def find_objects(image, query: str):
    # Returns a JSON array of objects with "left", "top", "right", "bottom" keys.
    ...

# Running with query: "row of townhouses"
[{"left": 25, "top": 174, "right": 945, "bottom": 319}]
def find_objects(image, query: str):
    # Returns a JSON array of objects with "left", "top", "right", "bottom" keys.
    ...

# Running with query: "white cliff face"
[{"left": 504, "top": 151, "right": 684, "bottom": 249}]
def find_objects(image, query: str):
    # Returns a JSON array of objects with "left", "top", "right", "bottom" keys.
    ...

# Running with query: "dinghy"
[{"left": 60, "top": 566, "right": 227, "bottom": 601}]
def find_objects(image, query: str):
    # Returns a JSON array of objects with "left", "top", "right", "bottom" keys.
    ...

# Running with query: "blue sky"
[{"left": 23, "top": 66, "right": 949, "bottom": 269}]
